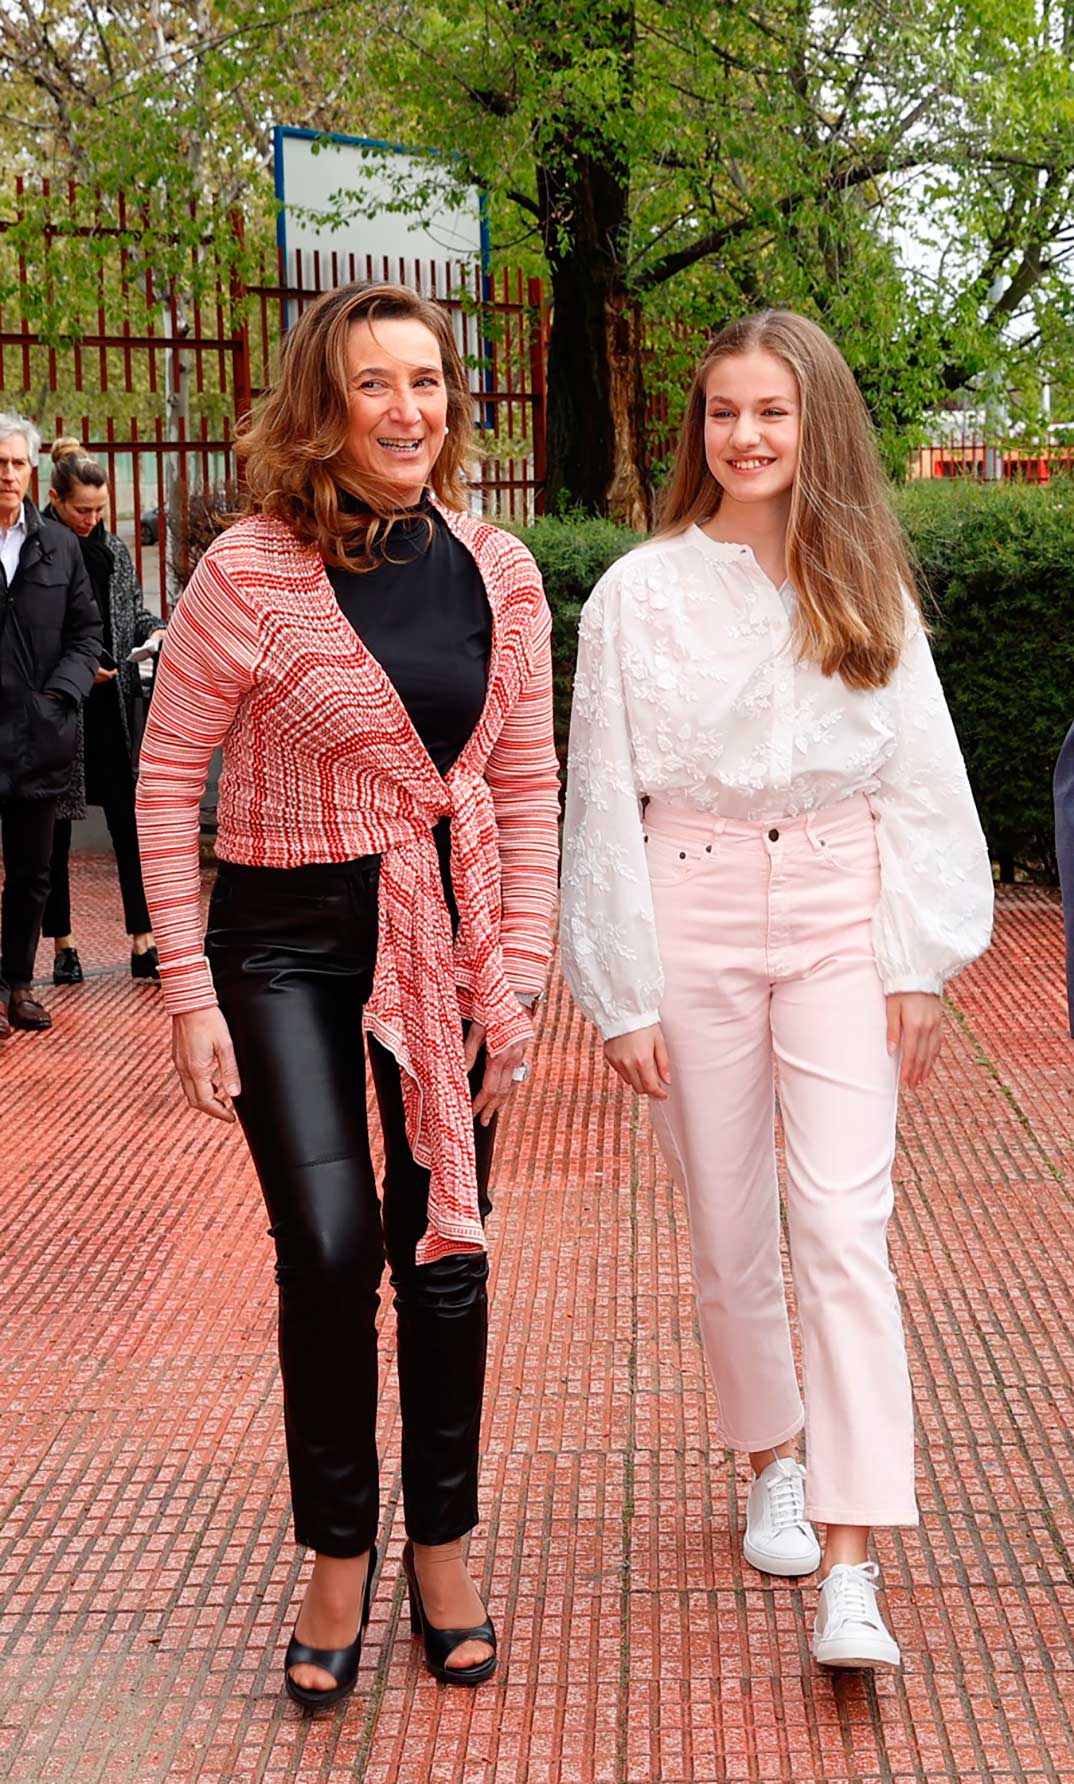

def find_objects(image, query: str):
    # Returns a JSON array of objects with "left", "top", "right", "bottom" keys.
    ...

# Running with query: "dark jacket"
[{"left": 0, "top": 499, "right": 103, "bottom": 801}]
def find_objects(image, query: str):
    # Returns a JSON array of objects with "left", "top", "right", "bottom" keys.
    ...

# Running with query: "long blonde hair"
[
  {"left": 658, "top": 310, "right": 919, "bottom": 689},
  {"left": 238, "top": 281, "right": 473, "bottom": 569}
]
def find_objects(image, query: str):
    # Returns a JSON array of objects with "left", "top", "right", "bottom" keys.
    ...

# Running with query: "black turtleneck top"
[{"left": 324, "top": 496, "right": 491, "bottom": 777}]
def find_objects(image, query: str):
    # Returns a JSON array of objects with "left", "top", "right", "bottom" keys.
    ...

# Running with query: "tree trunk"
[
  {"left": 605, "top": 290, "right": 650, "bottom": 529},
  {"left": 543, "top": 248, "right": 650, "bottom": 526},
  {"left": 530, "top": 0, "right": 646, "bottom": 524}
]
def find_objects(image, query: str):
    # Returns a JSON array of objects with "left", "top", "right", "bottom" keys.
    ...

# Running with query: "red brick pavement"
[{"left": 2, "top": 856, "right": 1073, "bottom": 1784}]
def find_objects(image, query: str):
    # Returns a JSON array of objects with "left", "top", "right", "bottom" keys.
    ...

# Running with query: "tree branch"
[{"left": 635, "top": 145, "right": 926, "bottom": 290}]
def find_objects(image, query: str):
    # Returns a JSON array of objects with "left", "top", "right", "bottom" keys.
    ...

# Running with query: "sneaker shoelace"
[
  {"left": 823, "top": 1561, "right": 881, "bottom": 1627},
  {"left": 766, "top": 1462, "right": 808, "bottom": 1532}
]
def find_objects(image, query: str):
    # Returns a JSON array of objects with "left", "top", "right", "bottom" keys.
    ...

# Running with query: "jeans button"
[{"left": 768, "top": 828, "right": 780, "bottom": 842}]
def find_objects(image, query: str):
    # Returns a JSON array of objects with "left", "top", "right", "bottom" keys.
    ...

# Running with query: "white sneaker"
[
  {"left": 743, "top": 1457, "right": 822, "bottom": 1577},
  {"left": 812, "top": 1562, "right": 901, "bottom": 1668}
]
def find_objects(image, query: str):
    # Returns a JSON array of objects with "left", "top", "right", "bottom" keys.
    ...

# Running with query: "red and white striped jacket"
[{"left": 136, "top": 502, "right": 560, "bottom": 1263}]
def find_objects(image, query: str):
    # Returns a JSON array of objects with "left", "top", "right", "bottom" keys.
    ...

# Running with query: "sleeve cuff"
[
  {"left": 880, "top": 974, "right": 946, "bottom": 997},
  {"left": 600, "top": 1010, "right": 662, "bottom": 1042},
  {"left": 159, "top": 956, "right": 219, "bottom": 1015}
]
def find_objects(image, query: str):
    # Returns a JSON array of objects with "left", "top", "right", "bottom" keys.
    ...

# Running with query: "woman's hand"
[
  {"left": 886, "top": 992, "right": 944, "bottom": 1089},
  {"left": 603, "top": 1023, "right": 671, "bottom": 1100},
  {"left": 464, "top": 1022, "right": 529, "bottom": 1128},
  {"left": 93, "top": 666, "right": 118, "bottom": 684},
  {"left": 172, "top": 1008, "right": 242, "bottom": 1121}
]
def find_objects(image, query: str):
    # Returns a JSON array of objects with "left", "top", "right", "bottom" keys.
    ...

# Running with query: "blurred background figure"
[
  {"left": 42, "top": 440, "right": 164, "bottom": 983},
  {"left": 0, "top": 415, "right": 101, "bottom": 1037}
]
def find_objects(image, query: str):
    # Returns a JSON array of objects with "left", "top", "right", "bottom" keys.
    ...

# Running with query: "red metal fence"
[
  {"left": 910, "top": 439, "right": 1074, "bottom": 482},
  {"left": 0, "top": 184, "right": 549, "bottom": 613}
]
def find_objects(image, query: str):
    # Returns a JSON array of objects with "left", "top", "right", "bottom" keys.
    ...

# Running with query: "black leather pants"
[{"left": 205, "top": 854, "right": 495, "bottom": 1558}]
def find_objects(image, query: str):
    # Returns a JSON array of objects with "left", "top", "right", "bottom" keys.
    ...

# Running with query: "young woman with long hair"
[
  {"left": 137, "top": 282, "right": 559, "bottom": 1705},
  {"left": 561, "top": 311, "right": 994, "bottom": 1668}
]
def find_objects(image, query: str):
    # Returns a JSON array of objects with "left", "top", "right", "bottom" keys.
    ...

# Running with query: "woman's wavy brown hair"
[
  {"left": 658, "top": 310, "right": 919, "bottom": 689},
  {"left": 238, "top": 280, "right": 473, "bottom": 569}
]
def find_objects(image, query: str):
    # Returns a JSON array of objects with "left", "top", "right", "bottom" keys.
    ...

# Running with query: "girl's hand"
[
  {"left": 464, "top": 1022, "right": 529, "bottom": 1128},
  {"left": 886, "top": 992, "right": 944, "bottom": 1089},
  {"left": 603, "top": 1023, "right": 671, "bottom": 1099},
  {"left": 172, "top": 1008, "right": 242, "bottom": 1121}
]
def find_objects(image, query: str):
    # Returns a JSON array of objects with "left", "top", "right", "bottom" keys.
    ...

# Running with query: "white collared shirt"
[
  {"left": 0, "top": 501, "right": 27, "bottom": 587},
  {"left": 560, "top": 525, "right": 995, "bottom": 1038}
]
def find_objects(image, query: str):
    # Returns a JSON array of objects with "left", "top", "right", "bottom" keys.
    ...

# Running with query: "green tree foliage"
[
  {"left": 372, "top": 0, "right": 1074, "bottom": 513},
  {"left": 4, "top": 0, "right": 1074, "bottom": 520}
]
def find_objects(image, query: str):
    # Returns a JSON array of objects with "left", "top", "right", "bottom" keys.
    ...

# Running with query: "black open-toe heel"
[
  {"left": 402, "top": 1539, "right": 497, "bottom": 1687},
  {"left": 284, "top": 1543, "right": 377, "bottom": 1711}
]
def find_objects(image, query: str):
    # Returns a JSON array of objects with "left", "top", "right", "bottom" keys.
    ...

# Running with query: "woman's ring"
[{"left": 511, "top": 1063, "right": 531, "bottom": 1083}]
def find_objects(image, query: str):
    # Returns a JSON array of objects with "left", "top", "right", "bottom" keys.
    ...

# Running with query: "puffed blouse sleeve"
[
  {"left": 560, "top": 568, "right": 665, "bottom": 1039},
  {"left": 870, "top": 608, "right": 994, "bottom": 994}
]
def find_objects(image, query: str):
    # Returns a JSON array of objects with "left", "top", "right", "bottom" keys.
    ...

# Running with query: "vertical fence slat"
[
  {"left": 118, "top": 190, "right": 134, "bottom": 394},
  {"left": 16, "top": 175, "right": 31, "bottom": 390},
  {"left": 145, "top": 247, "right": 157, "bottom": 396},
  {"left": 131, "top": 416, "right": 144, "bottom": 590},
  {"left": 154, "top": 416, "right": 166, "bottom": 612},
  {"left": 95, "top": 187, "right": 108, "bottom": 393},
  {"left": 105, "top": 416, "right": 118, "bottom": 532}
]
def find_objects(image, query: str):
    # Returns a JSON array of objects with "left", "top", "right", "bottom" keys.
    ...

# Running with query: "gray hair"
[{"left": 0, "top": 412, "right": 41, "bottom": 466}]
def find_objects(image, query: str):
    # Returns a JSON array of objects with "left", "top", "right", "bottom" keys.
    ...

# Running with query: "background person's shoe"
[
  {"left": 130, "top": 946, "right": 160, "bottom": 982},
  {"left": 743, "top": 1457, "right": 821, "bottom": 1576},
  {"left": 9, "top": 990, "right": 52, "bottom": 1031},
  {"left": 53, "top": 947, "right": 84, "bottom": 985},
  {"left": 812, "top": 1561, "right": 901, "bottom": 1668}
]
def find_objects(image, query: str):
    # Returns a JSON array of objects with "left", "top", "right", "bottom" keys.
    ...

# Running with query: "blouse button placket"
[{"left": 770, "top": 596, "right": 795, "bottom": 788}]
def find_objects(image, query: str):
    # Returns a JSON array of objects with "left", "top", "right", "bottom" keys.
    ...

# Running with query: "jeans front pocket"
[{"left": 810, "top": 819, "right": 880, "bottom": 881}]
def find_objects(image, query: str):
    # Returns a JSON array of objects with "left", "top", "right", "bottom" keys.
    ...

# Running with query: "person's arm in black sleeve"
[{"left": 45, "top": 543, "right": 103, "bottom": 705}]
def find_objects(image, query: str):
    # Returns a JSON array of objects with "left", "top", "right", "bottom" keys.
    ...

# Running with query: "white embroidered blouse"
[{"left": 560, "top": 525, "right": 995, "bottom": 1040}]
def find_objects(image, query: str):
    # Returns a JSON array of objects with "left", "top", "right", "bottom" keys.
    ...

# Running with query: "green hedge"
[
  {"left": 893, "top": 480, "right": 1074, "bottom": 879},
  {"left": 520, "top": 481, "right": 1074, "bottom": 879}
]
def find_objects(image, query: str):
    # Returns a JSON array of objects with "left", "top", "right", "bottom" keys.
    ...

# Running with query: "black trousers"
[
  {"left": 205, "top": 855, "right": 495, "bottom": 1558},
  {"left": 0, "top": 796, "right": 58, "bottom": 998},
  {"left": 44, "top": 783, "right": 152, "bottom": 941}
]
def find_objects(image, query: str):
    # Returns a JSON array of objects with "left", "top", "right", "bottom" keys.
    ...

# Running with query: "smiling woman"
[{"left": 135, "top": 281, "right": 560, "bottom": 1710}]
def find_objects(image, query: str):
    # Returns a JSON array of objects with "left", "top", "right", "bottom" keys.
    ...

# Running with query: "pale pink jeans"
[{"left": 645, "top": 794, "right": 918, "bottom": 1527}]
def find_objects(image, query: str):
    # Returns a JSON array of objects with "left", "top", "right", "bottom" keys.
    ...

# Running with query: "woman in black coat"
[{"left": 43, "top": 440, "right": 164, "bottom": 982}]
